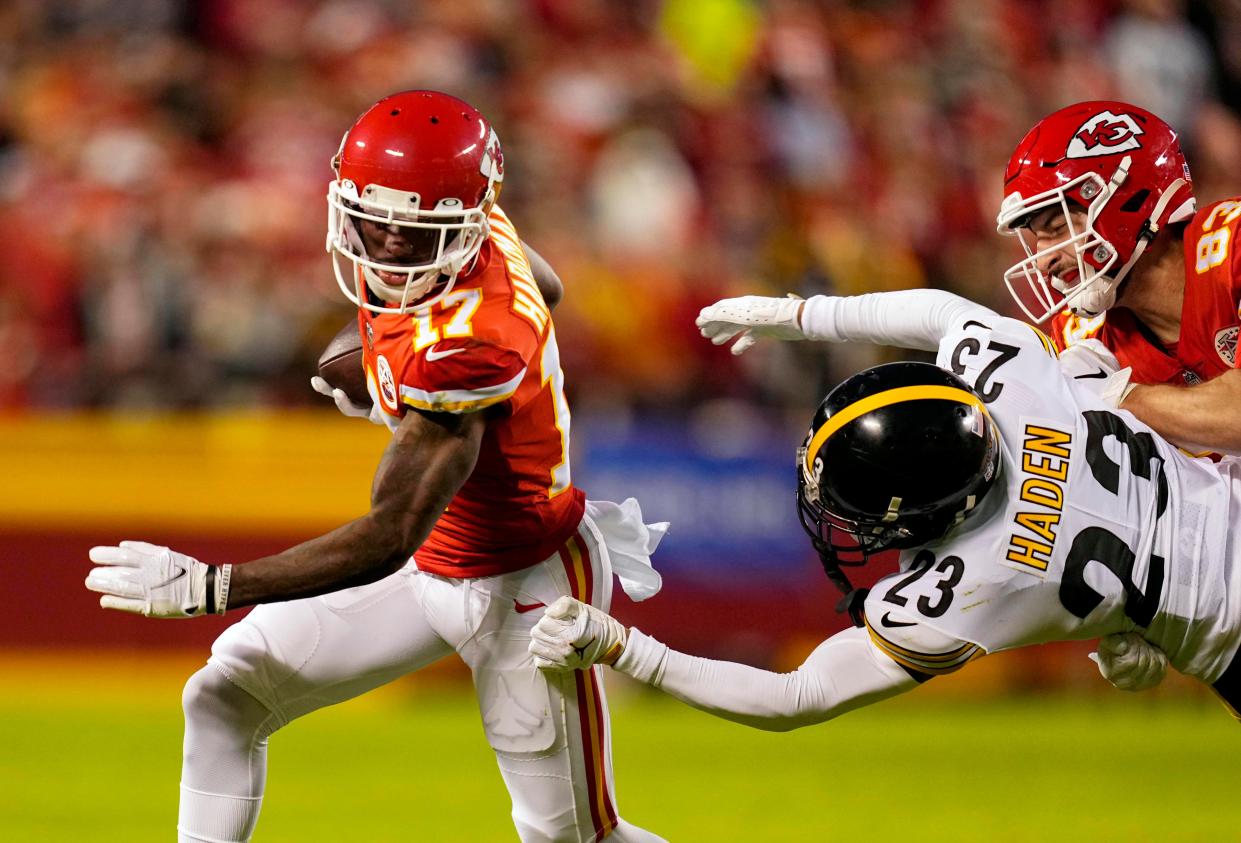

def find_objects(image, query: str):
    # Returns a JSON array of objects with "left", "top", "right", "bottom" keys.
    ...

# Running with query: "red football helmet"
[
  {"left": 996, "top": 101, "right": 1195, "bottom": 323},
  {"left": 327, "top": 90, "right": 504, "bottom": 313}
]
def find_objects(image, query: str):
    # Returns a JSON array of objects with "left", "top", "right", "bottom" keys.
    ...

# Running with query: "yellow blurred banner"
[
  {"left": 0, "top": 411, "right": 390, "bottom": 533},
  {"left": 660, "top": 0, "right": 760, "bottom": 96}
]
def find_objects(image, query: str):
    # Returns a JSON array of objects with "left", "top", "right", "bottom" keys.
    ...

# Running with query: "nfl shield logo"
[{"left": 1215, "top": 326, "right": 1238, "bottom": 366}]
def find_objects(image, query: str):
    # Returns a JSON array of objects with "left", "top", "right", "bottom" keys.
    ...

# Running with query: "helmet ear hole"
[{"left": 1120, "top": 189, "right": 1150, "bottom": 213}]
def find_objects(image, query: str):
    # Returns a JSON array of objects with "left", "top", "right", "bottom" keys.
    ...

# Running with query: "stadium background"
[{"left": 2, "top": 0, "right": 1238, "bottom": 839}]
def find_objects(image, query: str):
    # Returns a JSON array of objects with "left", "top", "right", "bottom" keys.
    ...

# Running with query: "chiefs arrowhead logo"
[
  {"left": 480, "top": 128, "right": 504, "bottom": 182},
  {"left": 1066, "top": 111, "right": 1144, "bottom": 159},
  {"left": 376, "top": 354, "right": 399, "bottom": 411}
]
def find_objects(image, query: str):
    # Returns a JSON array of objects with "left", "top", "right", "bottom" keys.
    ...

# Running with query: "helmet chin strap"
[
  {"left": 1106, "top": 175, "right": 1191, "bottom": 290},
  {"left": 811, "top": 541, "right": 869, "bottom": 628}
]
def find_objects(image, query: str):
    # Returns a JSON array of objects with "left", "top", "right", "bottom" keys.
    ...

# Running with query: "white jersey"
[
  {"left": 861, "top": 315, "right": 1241, "bottom": 685},
  {"left": 610, "top": 291, "right": 1241, "bottom": 734}
]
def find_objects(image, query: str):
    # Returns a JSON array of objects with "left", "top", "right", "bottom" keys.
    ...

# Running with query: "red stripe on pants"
[{"left": 559, "top": 533, "right": 616, "bottom": 838}]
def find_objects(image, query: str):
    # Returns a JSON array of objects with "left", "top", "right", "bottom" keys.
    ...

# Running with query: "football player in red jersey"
[
  {"left": 996, "top": 100, "right": 1241, "bottom": 455},
  {"left": 85, "top": 91, "right": 667, "bottom": 843}
]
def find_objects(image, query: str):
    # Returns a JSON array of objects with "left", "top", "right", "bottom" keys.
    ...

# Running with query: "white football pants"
[{"left": 178, "top": 515, "right": 664, "bottom": 842}]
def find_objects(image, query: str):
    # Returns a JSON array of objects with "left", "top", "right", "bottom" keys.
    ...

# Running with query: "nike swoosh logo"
[
  {"left": 514, "top": 600, "right": 546, "bottom": 614},
  {"left": 151, "top": 563, "right": 188, "bottom": 590},
  {"left": 880, "top": 612, "right": 917, "bottom": 629},
  {"left": 425, "top": 345, "right": 466, "bottom": 362},
  {"left": 1074, "top": 368, "right": 1109, "bottom": 380}
]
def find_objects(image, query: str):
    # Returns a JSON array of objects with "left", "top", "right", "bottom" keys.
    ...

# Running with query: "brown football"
[{"left": 317, "top": 320, "right": 371, "bottom": 408}]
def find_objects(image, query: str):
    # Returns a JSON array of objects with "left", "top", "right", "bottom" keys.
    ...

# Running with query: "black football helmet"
[{"left": 797, "top": 362, "right": 1001, "bottom": 623}]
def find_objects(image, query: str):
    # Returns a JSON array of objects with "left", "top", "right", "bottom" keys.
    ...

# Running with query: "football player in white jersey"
[{"left": 527, "top": 290, "right": 1241, "bottom": 728}]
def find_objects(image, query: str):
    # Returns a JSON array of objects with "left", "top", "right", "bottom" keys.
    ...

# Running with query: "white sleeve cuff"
[{"left": 614, "top": 627, "right": 667, "bottom": 685}]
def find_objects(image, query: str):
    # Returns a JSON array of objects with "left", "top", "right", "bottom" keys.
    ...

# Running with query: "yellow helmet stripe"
[{"left": 804, "top": 385, "right": 988, "bottom": 473}]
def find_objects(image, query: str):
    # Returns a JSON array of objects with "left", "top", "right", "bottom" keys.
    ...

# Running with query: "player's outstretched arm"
[
  {"left": 86, "top": 408, "right": 487, "bottom": 618},
  {"left": 696, "top": 290, "right": 999, "bottom": 355},
  {"left": 1121, "top": 368, "right": 1241, "bottom": 455},
  {"left": 530, "top": 597, "right": 916, "bottom": 731}
]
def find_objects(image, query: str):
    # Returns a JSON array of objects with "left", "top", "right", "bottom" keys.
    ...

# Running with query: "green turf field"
[{"left": 2, "top": 658, "right": 1237, "bottom": 842}]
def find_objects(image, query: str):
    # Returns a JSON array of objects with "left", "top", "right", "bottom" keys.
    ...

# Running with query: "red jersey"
[
  {"left": 358, "top": 206, "right": 585, "bottom": 577},
  {"left": 1048, "top": 198, "right": 1241, "bottom": 387}
]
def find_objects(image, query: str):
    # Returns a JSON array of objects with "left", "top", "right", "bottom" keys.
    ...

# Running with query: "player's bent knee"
[
  {"left": 182, "top": 664, "right": 278, "bottom": 739},
  {"left": 496, "top": 746, "right": 587, "bottom": 843},
  {"left": 181, "top": 664, "right": 278, "bottom": 806}
]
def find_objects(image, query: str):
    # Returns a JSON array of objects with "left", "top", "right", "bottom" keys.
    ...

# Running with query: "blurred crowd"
[{"left": 2, "top": 0, "right": 1241, "bottom": 419}]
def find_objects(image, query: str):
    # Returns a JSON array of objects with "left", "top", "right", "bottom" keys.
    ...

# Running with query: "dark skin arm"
[
  {"left": 1122, "top": 370, "right": 1241, "bottom": 454},
  {"left": 225, "top": 407, "right": 487, "bottom": 609},
  {"left": 522, "top": 240, "right": 563, "bottom": 311}
]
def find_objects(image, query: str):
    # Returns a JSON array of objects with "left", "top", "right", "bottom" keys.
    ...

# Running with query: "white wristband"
[{"left": 211, "top": 564, "right": 233, "bottom": 615}]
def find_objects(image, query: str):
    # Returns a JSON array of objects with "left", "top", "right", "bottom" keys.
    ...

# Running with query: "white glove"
[
  {"left": 696, "top": 295, "right": 806, "bottom": 355},
  {"left": 85, "top": 541, "right": 231, "bottom": 618},
  {"left": 1058, "top": 339, "right": 1135, "bottom": 408},
  {"left": 310, "top": 376, "right": 384, "bottom": 425},
  {"left": 1089, "top": 632, "right": 1167, "bottom": 691},
  {"left": 528, "top": 596, "right": 627, "bottom": 671}
]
